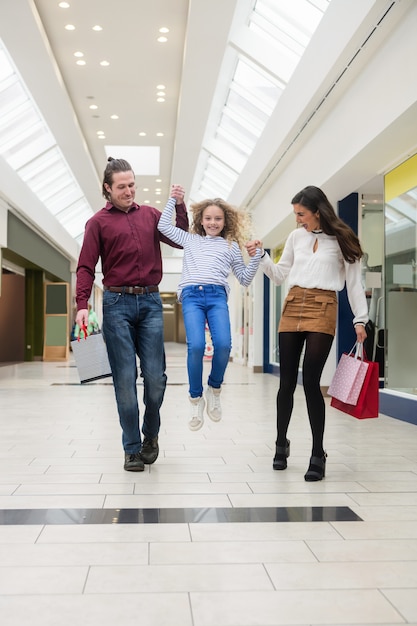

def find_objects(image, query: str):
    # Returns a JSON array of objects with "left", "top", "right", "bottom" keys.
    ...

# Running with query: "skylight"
[
  {"left": 0, "top": 40, "right": 94, "bottom": 246},
  {"left": 191, "top": 0, "right": 331, "bottom": 203}
]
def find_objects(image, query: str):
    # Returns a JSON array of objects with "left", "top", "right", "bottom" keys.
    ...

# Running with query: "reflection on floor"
[
  {"left": 0, "top": 506, "right": 363, "bottom": 525},
  {"left": 0, "top": 342, "right": 417, "bottom": 626}
]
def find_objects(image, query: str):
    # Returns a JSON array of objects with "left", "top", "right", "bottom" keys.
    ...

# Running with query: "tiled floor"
[{"left": 0, "top": 342, "right": 416, "bottom": 626}]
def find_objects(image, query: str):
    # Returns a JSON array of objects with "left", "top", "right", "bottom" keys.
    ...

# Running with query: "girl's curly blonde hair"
[{"left": 190, "top": 198, "right": 252, "bottom": 250}]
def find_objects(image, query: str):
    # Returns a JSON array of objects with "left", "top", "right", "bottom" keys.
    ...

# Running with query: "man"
[{"left": 76, "top": 157, "right": 188, "bottom": 471}]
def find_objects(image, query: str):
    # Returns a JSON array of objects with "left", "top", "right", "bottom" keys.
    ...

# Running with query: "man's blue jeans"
[
  {"left": 181, "top": 284, "right": 231, "bottom": 398},
  {"left": 102, "top": 290, "right": 166, "bottom": 454}
]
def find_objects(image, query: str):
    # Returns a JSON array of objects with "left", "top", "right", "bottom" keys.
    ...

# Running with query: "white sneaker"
[
  {"left": 205, "top": 386, "right": 222, "bottom": 422},
  {"left": 188, "top": 396, "right": 205, "bottom": 431}
]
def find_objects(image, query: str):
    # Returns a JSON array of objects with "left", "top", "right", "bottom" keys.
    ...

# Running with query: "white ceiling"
[
  {"left": 0, "top": 0, "right": 333, "bottom": 248},
  {"left": 0, "top": 0, "right": 244, "bottom": 221},
  {"left": 33, "top": 0, "right": 191, "bottom": 207}
]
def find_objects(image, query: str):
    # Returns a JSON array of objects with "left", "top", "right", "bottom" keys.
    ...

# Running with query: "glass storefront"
[
  {"left": 384, "top": 154, "right": 417, "bottom": 396},
  {"left": 360, "top": 194, "right": 384, "bottom": 380}
]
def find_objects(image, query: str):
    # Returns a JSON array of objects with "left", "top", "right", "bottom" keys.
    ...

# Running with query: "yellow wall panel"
[{"left": 385, "top": 153, "right": 417, "bottom": 202}]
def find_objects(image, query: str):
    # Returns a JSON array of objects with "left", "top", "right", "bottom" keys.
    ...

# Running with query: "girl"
[
  {"left": 158, "top": 195, "right": 261, "bottom": 430},
  {"left": 247, "top": 186, "right": 368, "bottom": 481}
]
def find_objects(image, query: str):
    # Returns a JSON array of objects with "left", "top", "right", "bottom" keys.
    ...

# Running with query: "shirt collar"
[{"left": 104, "top": 201, "right": 140, "bottom": 212}]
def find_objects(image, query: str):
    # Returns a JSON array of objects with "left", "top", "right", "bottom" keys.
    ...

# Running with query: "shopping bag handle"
[
  {"left": 77, "top": 324, "right": 89, "bottom": 341},
  {"left": 348, "top": 342, "right": 364, "bottom": 361}
]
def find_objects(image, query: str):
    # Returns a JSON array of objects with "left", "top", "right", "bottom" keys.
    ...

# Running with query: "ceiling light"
[
  {"left": 76, "top": 60, "right": 86, "bottom": 66},
  {"left": 89, "top": 104, "right": 98, "bottom": 110},
  {"left": 157, "top": 91, "right": 165, "bottom": 97},
  {"left": 156, "top": 200, "right": 161, "bottom": 204},
  {"left": 100, "top": 60, "right": 110, "bottom": 67},
  {"left": 97, "top": 131, "right": 104, "bottom": 135},
  {"left": 105, "top": 145, "right": 160, "bottom": 175},
  {"left": 155, "top": 188, "right": 162, "bottom": 192},
  {"left": 143, "top": 188, "right": 149, "bottom": 192},
  {"left": 59, "top": 2, "right": 70, "bottom": 7},
  {"left": 159, "top": 27, "right": 169, "bottom": 33},
  {"left": 65, "top": 24, "right": 75, "bottom": 30},
  {"left": 139, "top": 132, "right": 146, "bottom": 137},
  {"left": 156, "top": 179, "right": 162, "bottom": 183},
  {"left": 156, "top": 133, "right": 164, "bottom": 137},
  {"left": 155, "top": 191, "right": 161, "bottom": 195},
  {"left": 156, "top": 84, "right": 165, "bottom": 90},
  {"left": 157, "top": 36, "right": 168, "bottom": 43},
  {"left": 74, "top": 51, "right": 84, "bottom": 58},
  {"left": 144, "top": 200, "right": 150, "bottom": 204},
  {"left": 98, "top": 135, "right": 106, "bottom": 139},
  {"left": 110, "top": 114, "right": 119, "bottom": 119},
  {"left": 156, "top": 97, "right": 165, "bottom": 102},
  {"left": 92, "top": 25, "right": 103, "bottom": 31}
]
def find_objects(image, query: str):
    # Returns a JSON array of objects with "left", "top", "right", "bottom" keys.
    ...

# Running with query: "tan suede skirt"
[{"left": 279, "top": 286, "right": 337, "bottom": 336}]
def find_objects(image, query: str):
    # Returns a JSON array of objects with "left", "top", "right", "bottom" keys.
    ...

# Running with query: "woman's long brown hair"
[{"left": 291, "top": 186, "right": 363, "bottom": 263}]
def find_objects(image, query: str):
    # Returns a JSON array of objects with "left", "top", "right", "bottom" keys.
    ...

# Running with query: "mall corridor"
[{"left": 0, "top": 343, "right": 416, "bottom": 625}]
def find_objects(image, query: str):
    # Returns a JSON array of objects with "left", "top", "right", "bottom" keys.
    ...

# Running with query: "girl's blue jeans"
[{"left": 181, "top": 284, "right": 231, "bottom": 398}]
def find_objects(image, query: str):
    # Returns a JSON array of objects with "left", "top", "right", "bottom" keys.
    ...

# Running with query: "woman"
[
  {"left": 158, "top": 195, "right": 261, "bottom": 431},
  {"left": 247, "top": 186, "right": 368, "bottom": 481}
]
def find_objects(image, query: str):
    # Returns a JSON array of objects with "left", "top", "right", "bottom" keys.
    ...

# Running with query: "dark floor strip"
[{"left": 0, "top": 506, "right": 362, "bottom": 525}]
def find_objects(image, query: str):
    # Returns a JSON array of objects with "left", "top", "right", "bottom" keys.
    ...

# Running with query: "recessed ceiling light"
[
  {"left": 74, "top": 51, "right": 84, "bottom": 58},
  {"left": 156, "top": 97, "right": 165, "bottom": 102},
  {"left": 65, "top": 24, "right": 75, "bottom": 30},
  {"left": 156, "top": 84, "right": 165, "bottom": 90},
  {"left": 159, "top": 27, "right": 169, "bottom": 33},
  {"left": 110, "top": 114, "right": 119, "bottom": 120},
  {"left": 156, "top": 179, "right": 162, "bottom": 182},
  {"left": 139, "top": 132, "right": 146, "bottom": 137},
  {"left": 143, "top": 188, "right": 149, "bottom": 192},
  {"left": 157, "top": 91, "right": 165, "bottom": 97},
  {"left": 144, "top": 200, "right": 150, "bottom": 204},
  {"left": 156, "top": 200, "right": 161, "bottom": 204},
  {"left": 76, "top": 60, "right": 86, "bottom": 66},
  {"left": 59, "top": 2, "right": 70, "bottom": 7},
  {"left": 155, "top": 191, "right": 161, "bottom": 195},
  {"left": 98, "top": 135, "right": 106, "bottom": 139},
  {"left": 97, "top": 131, "right": 104, "bottom": 135},
  {"left": 92, "top": 25, "right": 103, "bottom": 31},
  {"left": 89, "top": 104, "right": 98, "bottom": 110},
  {"left": 157, "top": 36, "right": 168, "bottom": 43},
  {"left": 156, "top": 132, "right": 164, "bottom": 137},
  {"left": 100, "top": 60, "right": 110, "bottom": 67},
  {"left": 155, "top": 188, "right": 162, "bottom": 192}
]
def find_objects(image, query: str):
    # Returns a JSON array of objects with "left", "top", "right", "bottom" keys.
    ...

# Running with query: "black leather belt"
[{"left": 104, "top": 285, "right": 159, "bottom": 295}]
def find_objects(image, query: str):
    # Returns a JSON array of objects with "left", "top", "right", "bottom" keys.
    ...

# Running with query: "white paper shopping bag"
[{"left": 71, "top": 332, "right": 112, "bottom": 383}]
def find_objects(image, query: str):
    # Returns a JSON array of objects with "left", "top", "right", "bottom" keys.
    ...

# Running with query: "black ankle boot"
[
  {"left": 304, "top": 452, "right": 327, "bottom": 481},
  {"left": 273, "top": 439, "right": 290, "bottom": 470}
]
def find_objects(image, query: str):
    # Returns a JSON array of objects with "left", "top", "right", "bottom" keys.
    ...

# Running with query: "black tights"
[{"left": 276, "top": 331, "right": 334, "bottom": 457}]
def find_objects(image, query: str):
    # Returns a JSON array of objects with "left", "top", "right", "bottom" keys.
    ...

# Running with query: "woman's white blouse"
[{"left": 260, "top": 227, "right": 368, "bottom": 326}]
